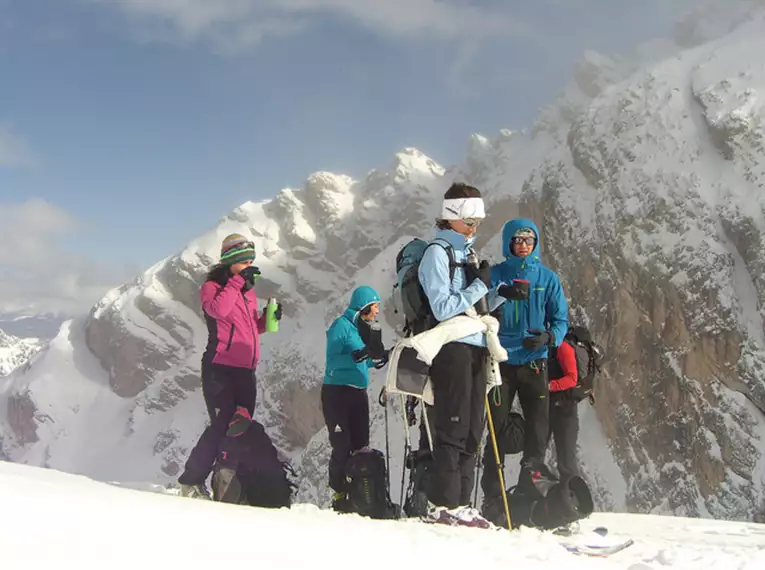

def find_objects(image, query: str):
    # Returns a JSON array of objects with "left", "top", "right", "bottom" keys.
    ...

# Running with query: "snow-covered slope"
[
  {"left": 2, "top": 461, "right": 764, "bottom": 570},
  {"left": 0, "top": 329, "right": 40, "bottom": 377},
  {"left": 3, "top": 0, "right": 765, "bottom": 522}
]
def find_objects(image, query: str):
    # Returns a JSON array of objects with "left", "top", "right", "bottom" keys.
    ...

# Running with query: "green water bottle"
[{"left": 265, "top": 297, "right": 279, "bottom": 333}]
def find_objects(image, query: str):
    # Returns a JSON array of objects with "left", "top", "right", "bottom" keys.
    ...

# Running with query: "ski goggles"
[
  {"left": 463, "top": 217, "right": 483, "bottom": 228},
  {"left": 511, "top": 236, "right": 536, "bottom": 246},
  {"left": 234, "top": 240, "right": 255, "bottom": 251},
  {"left": 222, "top": 240, "right": 255, "bottom": 255}
]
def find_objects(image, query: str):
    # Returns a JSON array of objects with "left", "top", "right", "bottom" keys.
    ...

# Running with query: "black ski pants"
[
  {"left": 549, "top": 394, "right": 580, "bottom": 480},
  {"left": 321, "top": 384, "right": 370, "bottom": 493},
  {"left": 481, "top": 360, "right": 549, "bottom": 498},
  {"left": 424, "top": 342, "right": 487, "bottom": 509},
  {"left": 178, "top": 361, "right": 257, "bottom": 486}
]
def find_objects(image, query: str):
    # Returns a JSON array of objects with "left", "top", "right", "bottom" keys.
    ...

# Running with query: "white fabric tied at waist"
[{"left": 385, "top": 308, "right": 507, "bottom": 406}]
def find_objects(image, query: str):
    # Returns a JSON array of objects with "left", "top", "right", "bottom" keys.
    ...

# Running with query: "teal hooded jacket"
[
  {"left": 324, "top": 286, "right": 382, "bottom": 389},
  {"left": 490, "top": 218, "right": 568, "bottom": 365}
]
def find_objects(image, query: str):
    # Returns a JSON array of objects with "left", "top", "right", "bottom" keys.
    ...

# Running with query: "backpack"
[
  {"left": 505, "top": 467, "right": 594, "bottom": 530},
  {"left": 394, "top": 238, "right": 463, "bottom": 336},
  {"left": 549, "top": 326, "right": 605, "bottom": 403},
  {"left": 343, "top": 448, "right": 397, "bottom": 519},
  {"left": 212, "top": 420, "right": 296, "bottom": 508}
]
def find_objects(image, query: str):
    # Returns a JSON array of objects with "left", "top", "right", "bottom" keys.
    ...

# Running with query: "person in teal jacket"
[
  {"left": 322, "top": 285, "right": 388, "bottom": 509},
  {"left": 480, "top": 217, "right": 569, "bottom": 521}
]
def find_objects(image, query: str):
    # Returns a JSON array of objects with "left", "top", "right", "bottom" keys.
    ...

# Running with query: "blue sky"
[{"left": 0, "top": 0, "right": 694, "bottom": 315}]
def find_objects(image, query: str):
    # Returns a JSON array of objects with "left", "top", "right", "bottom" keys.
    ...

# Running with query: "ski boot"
[
  {"left": 179, "top": 483, "right": 211, "bottom": 500},
  {"left": 425, "top": 502, "right": 493, "bottom": 529}
]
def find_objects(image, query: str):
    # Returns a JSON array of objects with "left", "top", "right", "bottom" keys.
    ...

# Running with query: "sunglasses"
[
  {"left": 512, "top": 236, "right": 536, "bottom": 246},
  {"left": 463, "top": 218, "right": 483, "bottom": 228}
]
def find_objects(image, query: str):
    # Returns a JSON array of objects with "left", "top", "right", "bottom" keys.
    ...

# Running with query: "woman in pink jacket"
[{"left": 178, "top": 233, "right": 282, "bottom": 499}]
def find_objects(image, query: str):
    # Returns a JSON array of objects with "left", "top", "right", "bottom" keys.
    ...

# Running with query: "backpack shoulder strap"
[{"left": 428, "top": 238, "right": 463, "bottom": 282}]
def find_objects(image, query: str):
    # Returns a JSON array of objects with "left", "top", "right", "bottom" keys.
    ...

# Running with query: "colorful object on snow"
[{"left": 227, "top": 406, "right": 252, "bottom": 437}]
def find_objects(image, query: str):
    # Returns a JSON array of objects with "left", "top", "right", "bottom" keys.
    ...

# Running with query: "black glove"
[
  {"left": 239, "top": 266, "right": 261, "bottom": 284},
  {"left": 357, "top": 319, "right": 386, "bottom": 360},
  {"left": 274, "top": 303, "right": 283, "bottom": 321},
  {"left": 498, "top": 282, "right": 529, "bottom": 301},
  {"left": 522, "top": 330, "right": 551, "bottom": 351},
  {"left": 465, "top": 256, "right": 491, "bottom": 288},
  {"left": 371, "top": 350, "right": 389, "bottom": 369},
  {"left": 477, "top": 260, "right": 491, "bottom": 288},
  {"left": 352, "top": 347, "right": 370, "bottom": 363}
]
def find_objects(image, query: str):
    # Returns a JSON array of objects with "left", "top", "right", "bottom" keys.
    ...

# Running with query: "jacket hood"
[
  {"left": 344, "top": 286, "right": 382, "bottom": 323},
  {"left": 501, "top": 218, "right": 541, "bottom": 268}
]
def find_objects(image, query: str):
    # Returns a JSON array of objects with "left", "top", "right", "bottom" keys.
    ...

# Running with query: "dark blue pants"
[
  {"left": 321, "top": 384, "right": 370, "bottom": 492},
  {"left": 178, "top": 362, "right": 257, "bottom": 486}
]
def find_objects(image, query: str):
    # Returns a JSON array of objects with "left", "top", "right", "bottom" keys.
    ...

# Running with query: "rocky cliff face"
[
  {"left": 454, "top": 2, "right": 765, "bottom": 520},
  {"left": 3, "top": 0, "right": 765, "bottom": 521}
]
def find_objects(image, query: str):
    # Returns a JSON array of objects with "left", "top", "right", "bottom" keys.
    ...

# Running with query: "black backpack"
[
  {"left": 343, "top": 448, "right": 397, "bottom": 519},
  {"left": 212, "top": 420, "right": 296, "bottom": 508},
  {"left": 394, "top": 238, "right": 464, "bottom": 336},
  {"left": 549, "top": 326, "right": 605, "bottom": 403},
  {"left": 506, "top": 467, "right": 594, "bottom": 530}
]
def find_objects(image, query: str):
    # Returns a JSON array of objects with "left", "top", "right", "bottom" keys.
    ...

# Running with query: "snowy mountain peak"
[
  {"left": 0, "top": 329, "right": 41, "bottom": 377},
  {"left": 388, "top": 147, "right": 445, "bottom": 183}
]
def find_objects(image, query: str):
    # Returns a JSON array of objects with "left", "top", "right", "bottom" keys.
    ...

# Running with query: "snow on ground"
[{"left": 1, "top": 461, "right": 763, "bottom": 570}]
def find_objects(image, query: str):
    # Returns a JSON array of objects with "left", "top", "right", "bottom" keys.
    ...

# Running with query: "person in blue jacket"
[
  {"left": 416, "top": 182, "right": 504, "bottom": 528},
  {"left": 322, "top": 285, "right": 388, "bottom": 509},
  {"left": 480, "top": 218, "right": 569, "bottom": 513}
]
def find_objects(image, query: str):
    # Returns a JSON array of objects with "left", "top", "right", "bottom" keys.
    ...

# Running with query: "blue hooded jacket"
[
  {"left": 324, "top": 286, "right": 382, "bottom": 389},
  {"left": 491, "top": 218, "right": 568, "bottom": 364},
  {"left": 418, "top": 229, "right": 502, "bottom": 347}
]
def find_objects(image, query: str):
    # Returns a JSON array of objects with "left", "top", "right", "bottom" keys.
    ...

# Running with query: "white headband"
[{"left": 440, "top": 197, "right": 485, "bottom": 221}]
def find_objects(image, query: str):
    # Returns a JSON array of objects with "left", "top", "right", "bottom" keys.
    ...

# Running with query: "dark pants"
[
  {"left": 549, "top": 395, "right": 580, "bottom": 480},
  {"left": 178, "top": 362, "right": 257, "bottom": 486},
  {"left": 425, "top": 342, "right": 486, "bottom": 509},
  {"left": 481, "top": 360, "right": 549, "bottom": 498},
  {"left": 321, "top": 384, "right": 370, "bottom": 493}
]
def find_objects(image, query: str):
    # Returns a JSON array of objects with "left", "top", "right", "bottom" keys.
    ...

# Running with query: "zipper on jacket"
[
  {"left": 226, "top": 324, "right": 235, "bottom": 351},
  {"left": 243, "top": 294, "right": 257, "bottom": 368}
]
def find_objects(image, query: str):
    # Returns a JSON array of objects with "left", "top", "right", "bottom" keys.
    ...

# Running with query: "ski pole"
[
  {"left": 485, "top": 393, "right": 512, "bottom": 530},
  {"left": 381, "top": 390, "right": 392, "bottom": 510},
  {"left": 473, "top": 414, "right": 487, "bottom": 508},
  {"left": 399, "top": 394, "right": 411, "bottom": 515}
]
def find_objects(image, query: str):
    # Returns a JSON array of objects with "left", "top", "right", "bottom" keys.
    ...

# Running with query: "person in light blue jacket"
[
  {"left": 415, "top": 182, "right": 504, "bottom": 528},
  {"left": 322, "top": 285, "right": 387, "bottom": 509},
  {"left": 480, "top": 217, "right": 569, "bottom": 522}
]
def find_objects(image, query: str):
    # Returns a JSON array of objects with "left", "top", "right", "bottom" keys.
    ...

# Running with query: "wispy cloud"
[
  {"left": 89, "top": 0, "right": 522, "bottom": 52},
  {"left": 0, "top": 199, "right": 132, "bottom": 316},
  {"left": 0, "top": 126, "right": 36, "bottom": 168}
]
